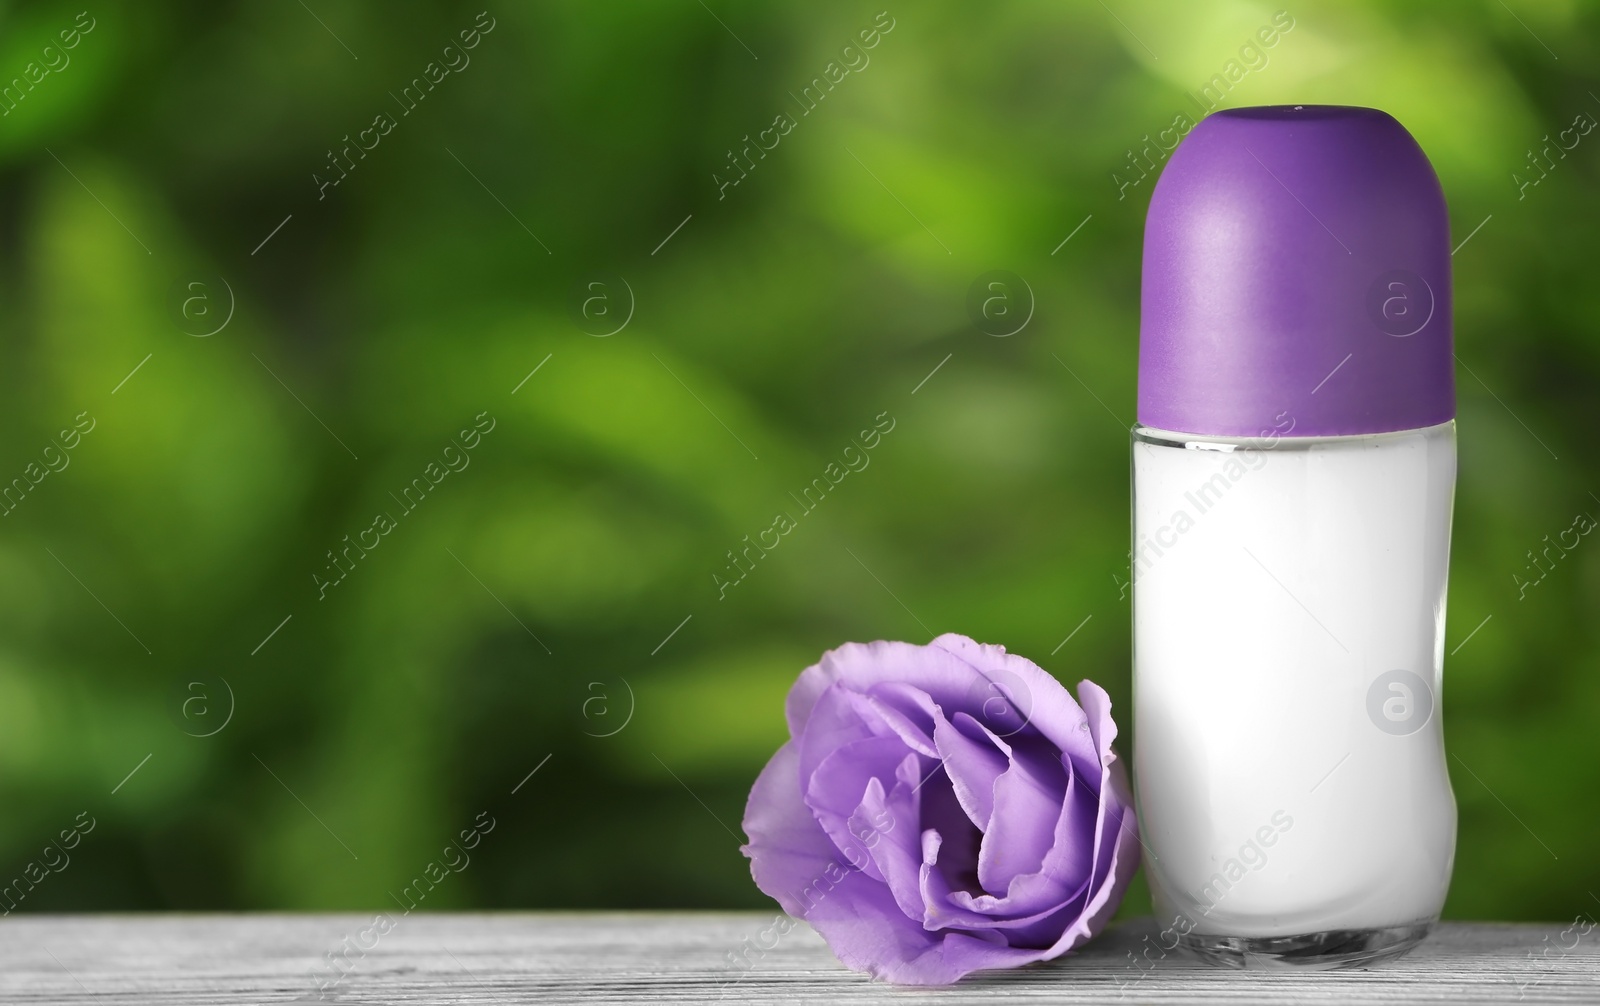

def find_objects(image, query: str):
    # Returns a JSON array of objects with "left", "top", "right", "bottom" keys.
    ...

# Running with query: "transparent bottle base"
[{"left": 1176, "top": 920, "right": 1434, "bottom": 970}]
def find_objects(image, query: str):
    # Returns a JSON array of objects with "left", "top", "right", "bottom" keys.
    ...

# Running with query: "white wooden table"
[{"left": 1, "top": 913, "right": 1594, "bottom": 1003}]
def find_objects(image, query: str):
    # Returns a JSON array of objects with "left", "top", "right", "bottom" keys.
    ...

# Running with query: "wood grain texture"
[{"left": 0, "top": 913, "right": 1594, "bottom": 1004}]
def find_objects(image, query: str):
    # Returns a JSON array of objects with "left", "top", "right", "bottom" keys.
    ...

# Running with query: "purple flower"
[{"left": 740, "top": 633, "right": 1139, "bottom": 984}]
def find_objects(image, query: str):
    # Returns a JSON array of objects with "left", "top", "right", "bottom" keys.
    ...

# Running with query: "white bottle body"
[{"left": 1132, "top": 421, "right": 1456, "bottom": 939}]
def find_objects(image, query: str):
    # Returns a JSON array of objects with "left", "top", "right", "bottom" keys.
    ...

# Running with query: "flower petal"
[
  {"left": 1009, "top": 750, "right": 1099, "bottom": 908},
  {"left": 927, "top": 633, "right": 1098, "bottom": 767},
  {"left": 805, "top": 735, "right": 917, "bottom": 883},
  {"left": 802, "top": 857, "right": 1046, "bottom": 984},
  {"left": 854, "top": 758, "right": 932, "bottom": 921},
  {"left": 851, "top": 684, "right": 940, "bottom": 758},
  {"left": 1041, "top": 726, "right": 1141, "bottom": 958},
  {"left": 931, "top": 751, "right": 1099, "bottom": 934},
  {"left": 1075, "top": 677, "right": 1120, "bottom": 770},
  {"left": 916, "top": 773, "right": 981, "bottom": 910},
  {"left": 931, "top": 710, "right": 1009, "bottom": 832},
  {"left": 933, "top": 869, "right": 1093, "bottom": 939},
  {"left": 741, "top": 741, "right": 847, "bottom": 919},
  {"left": 795, "top": 683, "right": 877, "bottom": 794},
  {"left": 786, "top": 640, "right": 986, "bottom": 739},
  {"left": 976, "top": 736, "right": 1070, "bottom": 895}
]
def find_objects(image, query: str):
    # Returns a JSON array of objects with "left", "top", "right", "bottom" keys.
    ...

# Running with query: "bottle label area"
[{"left": 1131, "top": 424, "right": 1457, "bottom": 937}]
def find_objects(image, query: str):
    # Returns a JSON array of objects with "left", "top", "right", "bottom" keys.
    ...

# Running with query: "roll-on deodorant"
[{"left": 1131, "top": 105, "right": 1456, "bottom": 968}]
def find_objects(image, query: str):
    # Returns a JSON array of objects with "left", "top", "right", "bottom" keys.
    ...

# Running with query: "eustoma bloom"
[{"left": 741, "top": 634, "right": 1139, "bottom": 984}]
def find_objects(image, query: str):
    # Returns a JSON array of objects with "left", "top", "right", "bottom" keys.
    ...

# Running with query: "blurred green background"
[{"left": 0, "top": 0, "right": 1595, "bottom": 926}]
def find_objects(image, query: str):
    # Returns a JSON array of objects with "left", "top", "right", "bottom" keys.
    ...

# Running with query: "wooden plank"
[{"left": 0, "top": 913, "right": 1592, "bottom": 1004}]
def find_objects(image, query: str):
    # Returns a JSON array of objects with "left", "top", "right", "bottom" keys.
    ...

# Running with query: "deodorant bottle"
[{"left": 1131, "top": 106, "right": 1456, "bottom": 968}]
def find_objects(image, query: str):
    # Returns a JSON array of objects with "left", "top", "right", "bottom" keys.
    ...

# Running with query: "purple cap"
[{"left": 1138, "top": 105, "right": 1454, "bottom": 437}]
